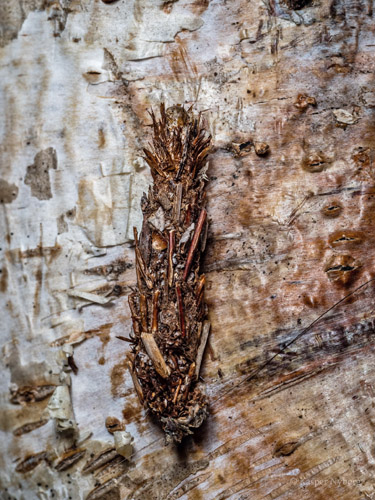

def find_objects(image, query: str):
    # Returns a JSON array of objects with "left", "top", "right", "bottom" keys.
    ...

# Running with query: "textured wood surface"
[{"left": 1, "top": 0, "right": 375, "bottom": 498}]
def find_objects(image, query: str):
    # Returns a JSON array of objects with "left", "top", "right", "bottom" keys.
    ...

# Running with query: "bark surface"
[{"left": 1, "top": 0, "right": 375, "bottom": 499}]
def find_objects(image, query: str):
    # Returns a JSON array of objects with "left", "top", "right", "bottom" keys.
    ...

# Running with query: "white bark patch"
[
  {"left": 47, "top": 385, "right": 77, "bottom": 432},
  {"left": 68, "top": 289, "right": 114, "bottom": 305},
  {"left": 113, "top": 430, "right": 134, "bottom": 460},
  {"left": 333, "top": 108, "right": 360, "bottom": 125},
  {"left": 75, "top": 175, "right": 131, "bottom": 247}
]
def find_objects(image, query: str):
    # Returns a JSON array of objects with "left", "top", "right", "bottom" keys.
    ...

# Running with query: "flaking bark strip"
[{"left": 126, "top": 103, "right": 211, "bottom": 442}]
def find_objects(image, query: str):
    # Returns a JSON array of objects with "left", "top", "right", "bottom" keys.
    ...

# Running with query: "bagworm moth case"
[{"left": 125, "top": 103, "right": 211, "bottom": 443}]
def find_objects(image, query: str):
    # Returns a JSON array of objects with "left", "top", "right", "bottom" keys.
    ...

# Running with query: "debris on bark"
[
  {"left": 294, "top": 93, "right": 317, "bottom": 110},
  {"left": 125, "top": 103, "right": 211, "bottom": 443},
  {"left": 254, "top": 142, "right": 270, "bottom": 156}
]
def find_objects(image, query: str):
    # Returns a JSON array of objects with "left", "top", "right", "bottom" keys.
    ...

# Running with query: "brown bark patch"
[
  {"left": 105, "top": 416, "right": 124, "bottom": 434},
  {"left": 0, "top": 266, "right": 8, "bottom": 293},
  {"left": 98, "top": 127, "right": 106, "bottom": 148},
  {"left": 86, "top": 479, "right": 120, "bottom": 500},
  {"left": 122, "top": 400, "right": 142, "bottom": 422},
  {"left": 13, "top": 418, "right": 49, "bottom": 436},
  {"left": 0, "top": 178, "right": 18, "bottom": 204},
  {"left": 24, "top": 148, "right": 57, "bottom": 200},
  {"left": 10, "top": 384, "right": 56, "bottom": 405},
  {"left": 110, "top": 360, "right": 128, "bottom": 398},
  {"left": 54, "top": 448, "right": 86, "bottom": 472},
  {"left": 15, "top": 451, "right": 48, "bottom": 473}
]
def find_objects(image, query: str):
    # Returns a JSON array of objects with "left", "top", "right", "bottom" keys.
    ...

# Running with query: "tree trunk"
[{"left": 1, "top": 0, "right": 375, "bottom": 499}]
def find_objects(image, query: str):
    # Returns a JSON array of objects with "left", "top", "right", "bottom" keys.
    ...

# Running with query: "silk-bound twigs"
[{"left": 125, "top": 103, "right": 212, "bottom": 443}]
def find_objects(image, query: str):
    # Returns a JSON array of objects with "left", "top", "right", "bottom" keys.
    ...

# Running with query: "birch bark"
[{"left": 1, "top": 0, "right": 375, "bottom": 499}]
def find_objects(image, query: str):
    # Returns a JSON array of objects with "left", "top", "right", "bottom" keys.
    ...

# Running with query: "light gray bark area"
[{"left": 1, "top": 0, "right": 375, "bottom": 499}]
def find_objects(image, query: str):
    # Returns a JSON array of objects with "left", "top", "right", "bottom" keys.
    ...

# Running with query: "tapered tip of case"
[{"left": 162, "top": 403, "right": 209, "bottom": 444}]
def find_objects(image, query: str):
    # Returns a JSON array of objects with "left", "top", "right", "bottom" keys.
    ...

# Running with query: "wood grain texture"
[{"left": 1, "top": 0, "right": 375, "bottom": 498}]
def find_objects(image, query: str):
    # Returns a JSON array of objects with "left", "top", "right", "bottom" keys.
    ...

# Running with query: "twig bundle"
[{"left": 125, "top": 103, "right": 211, "bottom": 442}]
